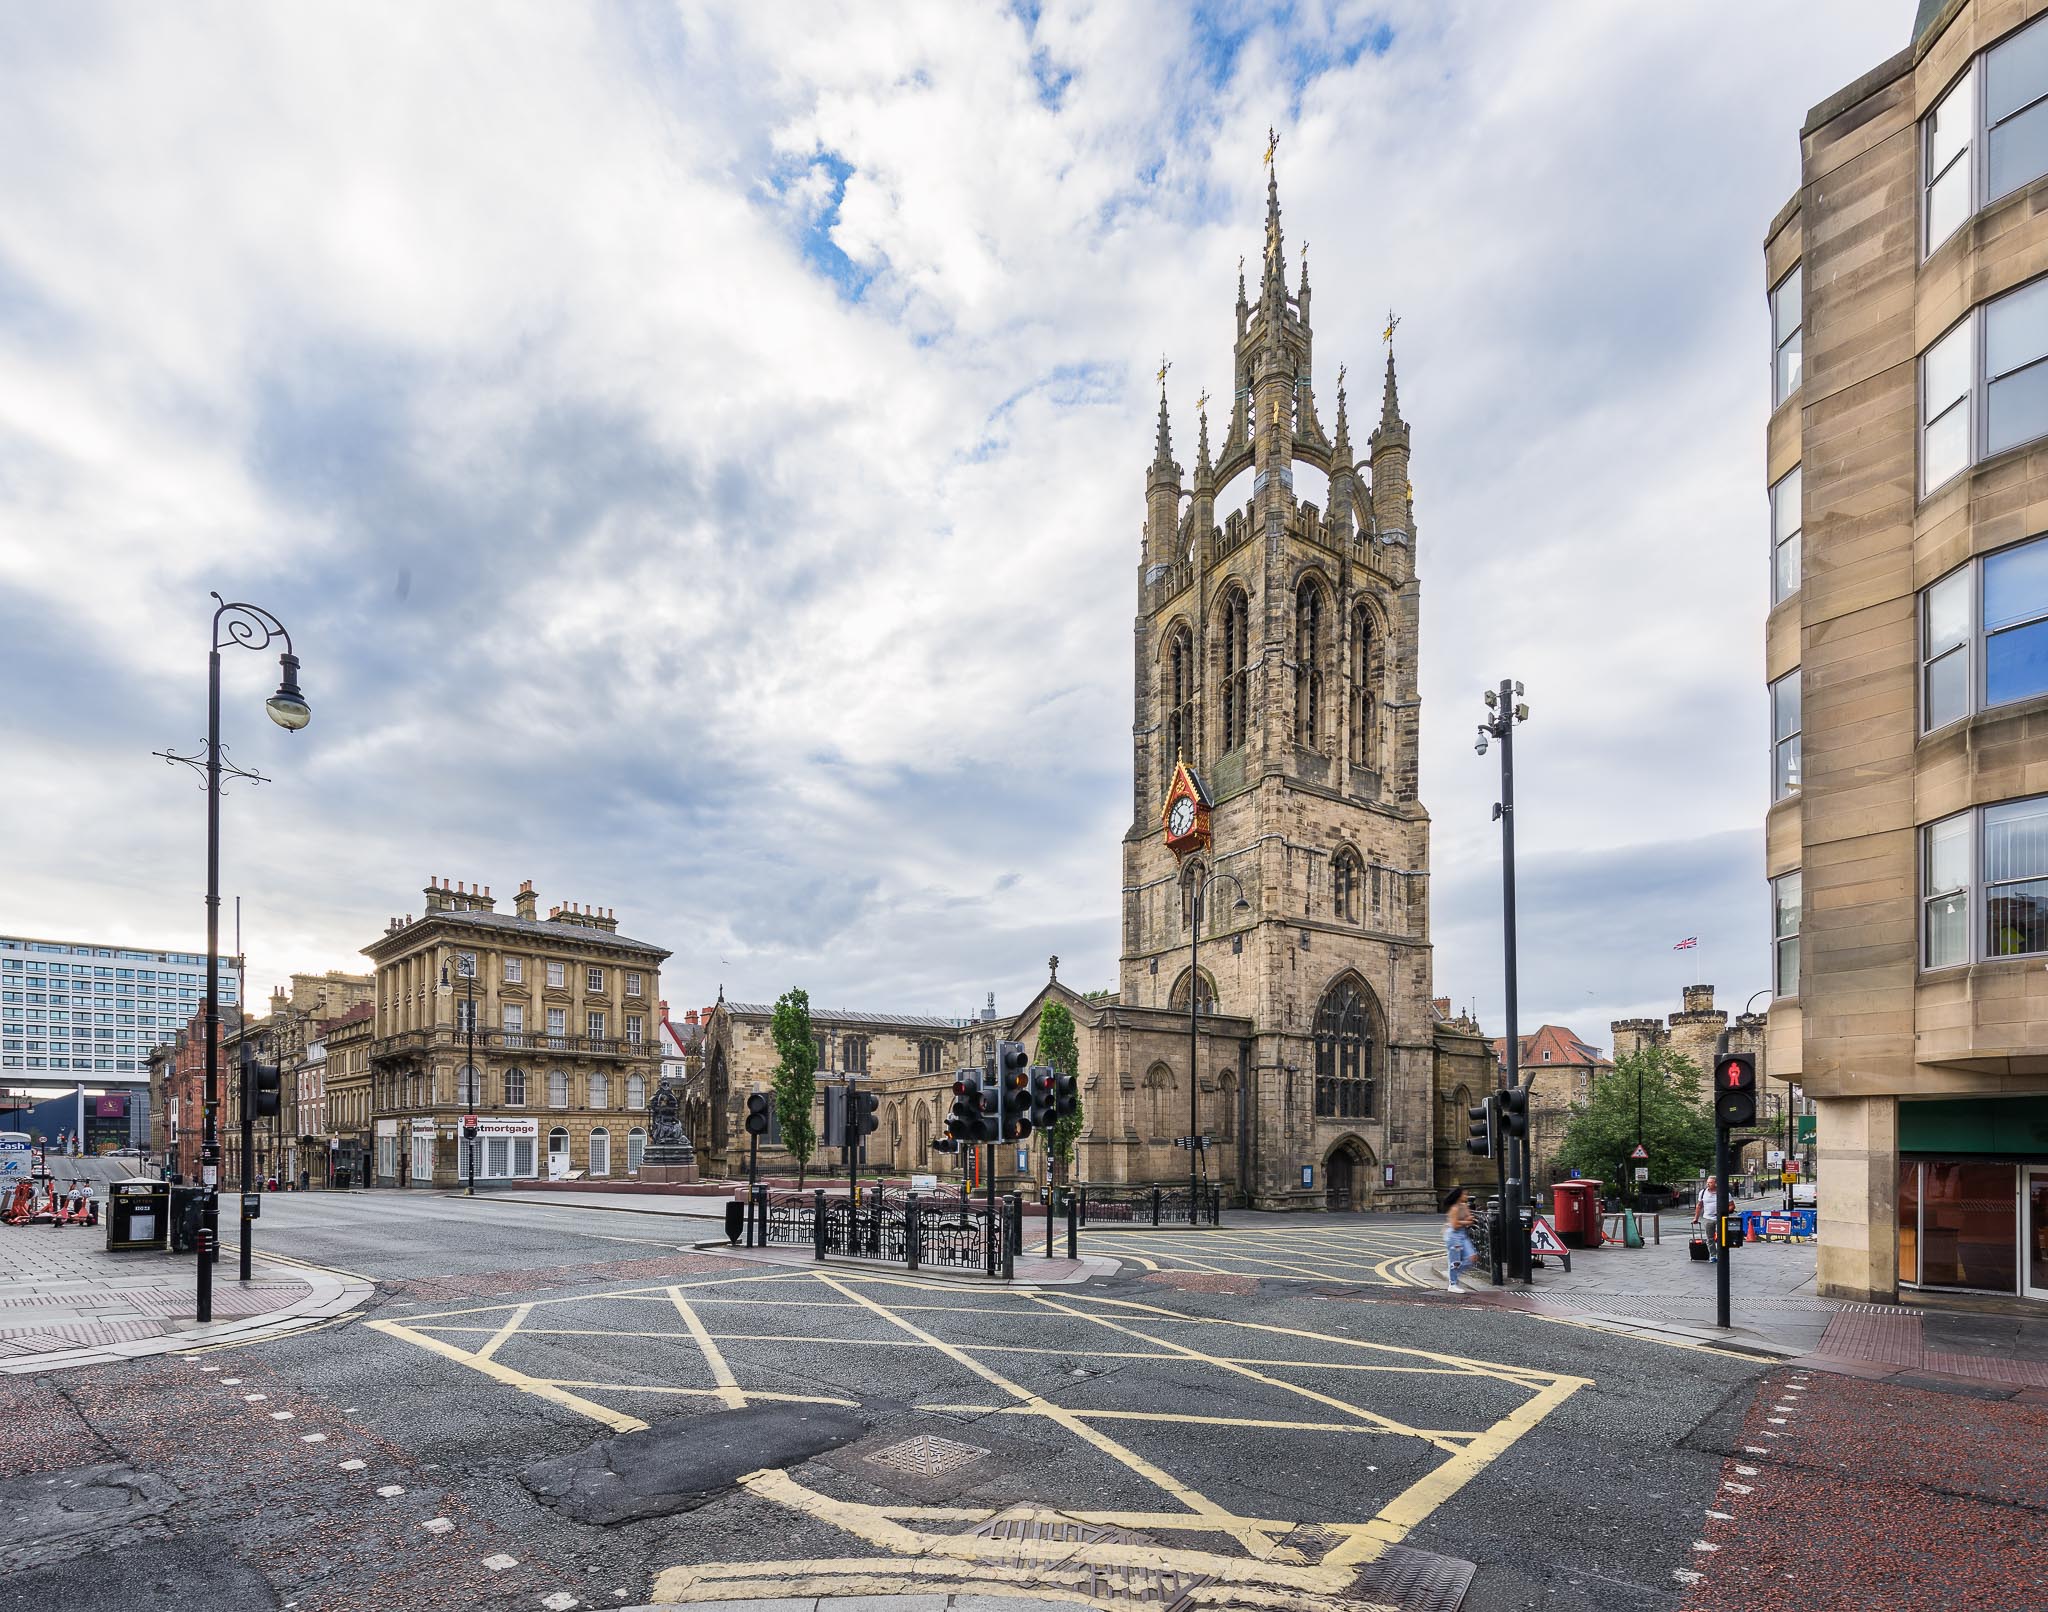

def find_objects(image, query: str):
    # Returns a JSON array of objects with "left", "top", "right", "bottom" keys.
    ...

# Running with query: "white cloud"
[{"left": 0, "top": 1, "right": 1905, "bottom": 1044}]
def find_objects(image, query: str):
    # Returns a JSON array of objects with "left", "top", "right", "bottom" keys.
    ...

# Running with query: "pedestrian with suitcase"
[{"left": 1692, "top": 1175, "right": 1721, "bottom": 1264}]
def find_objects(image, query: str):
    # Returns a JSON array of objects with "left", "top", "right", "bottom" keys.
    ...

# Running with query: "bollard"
[
  {"left": 868, "top": 1192, "right": 882, "bottom": 1259},
  {"left": 751, "top": 1183, "right": 767, "bottom": 1248},
  {"left": 1151, "top": 1186, "right": 1161, "bottom": 1226},
  {"left": 813, "top": 1188, "right": 827, "bottom": 1262},
  {"left": 1045, "top": 1193, "right": 1054, "bottom": 1259},
  {"left": 906, "top": 1192, "right": 921, "bottom": 1271},
  {"left": 1066, "top": 1188, "right": 1078, "bottom": 1261},
  {"left": 1001, "top": 1193, "right": 1018, "bottom": 1282}
]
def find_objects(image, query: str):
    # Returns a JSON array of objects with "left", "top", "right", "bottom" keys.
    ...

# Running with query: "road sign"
[
  {"left": 1633, "top": 1166, "right": 1648, "bottom": 1181},
  {"left": 464, "top": 1114, "right": 478, "bottom": 1129},
  {"left": 1630, "top": 1143, "right": 1648, "bottom": 1160},
  {"left": 1529, "top": 1214, "right": 1568, "bottom": 1255}
]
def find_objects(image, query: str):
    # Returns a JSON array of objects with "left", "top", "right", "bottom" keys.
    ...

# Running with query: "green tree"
[
  {"left": 769, "top": 988, "right": 819, "bottom": 1188},
  {"left": 1034, "top": 1001, "right": 1084, "bottom": 1178},
  {"left": 1553, "top": 1044, "right": 1716, "bottom": 1188}
]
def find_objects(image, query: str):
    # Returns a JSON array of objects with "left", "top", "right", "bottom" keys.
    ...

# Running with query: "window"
[
  {"left": 1770, "top": 465, "right": 1801, "bottom": 605},
  {"left": 502, "top": 1004, "right": 524, "bottom": 1043},
  {"left": 1925, "top": 813, "right": 1970, "bottom": 968},
  {"left": 1771, "top": 265, "right": 1802, "bottom": 406},
  {"left": 1922, "top": 17, "right": 2048, "bottom": 259},
  {"left": 546, "top": 1007, "right": 566, "bottom": 1043},
  {"left": 626, "top": 1014, "right": 643, "bottom": 1044},
  {"left": 505, "top": 1067, "right": 528, "bottom": 1105},
  {"left": 589, "top": 1127, "right": 610, "bottom": 1175},
  {"left": 626, "top": 971, "right": 643, "bottom": 997},
  {"left": 456, "top": 998, "right": 478, "bottom": 1035},
  {"left": 458, "top": 1064, "right": 481, "bottom": 1107},
  {"left": 626, "top": 1074, "right": 645, "bottom": 1109},
  {"left": 1311, "top": 978, "right": 1373, "bottom": 1119},
  {"left": 546, "top": 962, "right": 565, "bottom": 989},
  {"left": 1923, "top": 278, "right": 2048, "bottom": 494},
  {"left": 1985, "top": 796, "right": 2048, "bottom": 957},
  {"left": 627, "top": 1128, "right": 645, "bottom": 1173},
  {"left": 1331, "top": 850, "right": 1361, "bottom": 924},
  {"left": 504, "top": 956, "right": 523, "bottom": 984},
  {"left": 1349, "top": 606, "right": 1375, "bottom": 770},
  {"left": 1773, "top": 872, "right": 1802, "bottom": 998},
  {"left": 1221, "top": 589, "right": 1250, "bottom": 752},
  {"left": 843, "top": 1035, "right": 868, "bottom": 1074},
  {"left": 548, "top": 1126, "right": 569, "bottom": 1161},
  {"left": 1924, "top": 316, "right": 1973, "bottom": 492},
  {"left": 1920, "top": 535, "right": 2048, "bottom": 730},
  {"left": 1771, "top": 671, "right": 1802, "bottom": 800},
  {"left": 589, "top": 1071, "right": 609, "bottom": 1108},
  {"left": 1926, "top": 70, "right": 1974, "bottom": 253},
  {"left": 1294, "top": 578, "right": 1325, "bottom": 748},
  {"left": 548, "top": 1070, "right": 569, "bottom": 1108},
  {"left": 919, "top": 1039, "right": 944, "bottom": 1075},
  {"left": 586, "top": 967, "right": 604, "bottom": 993},
  {"left": 1164, "top": 624, "right": 1195, "bottom": 777},
  {"left": 455, "top": 951, "right": 476, "bottom": 979},
  {"left": 588, "top": 1011, "right": 606, "bottom": 1040},
  {"left": 813, "top": 1033, "right": 828, "bottom": 1069}
]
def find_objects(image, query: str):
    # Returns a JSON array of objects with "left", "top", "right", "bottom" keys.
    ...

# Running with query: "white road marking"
[
  {"left": 301, "top": 1433, "right": 327, "bottom": 1443},
  {"left": 377, "top": 1485, "right": 405, "bottom": 1497},
  {"left": 1706, "top": 1509, "right": 1733, "bottom": 1520},
  {"left": 339, "top": 1459, "right": 366, "bottom": 1471},
  {"left": 222, "top": 1378, "right": 241, "bottom": 1385},
  {"left": 1692, "top": 1540, "right": 1720, "bottom": 1553},
  {"left": 422, "top": 1517, "right": 454, "bottom": 1534},
  {"left": 1743, "top": 1446, "right": 1768, "bottom": 1455},
  {"left": 483, "top": 1554, "right": 519, "bottom": 1571},
  {"left": 1722, "top": 1482, "right": 1752, "bottom": 1494},
  {"left": 1735, "top": 1464, "right": 1759, "bottom": 1476},
  {"left": 270, "top": 1411, "right": 294, "bottom": 1420},
  {"left": 1767, "top": 1417, "right": 1786, "bottom": 1425},
  {"left": 542, "top": 1595, "right": 580, "bottom": 1610},
  {"left": 243, "top": 1394, "right": 266, "bottom": 1402},
  {"left": 1673, "top": 1568, "right": 1703, "bottom": 1584}
]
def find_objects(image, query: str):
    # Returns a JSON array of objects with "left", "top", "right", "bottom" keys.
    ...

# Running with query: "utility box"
[{"left": 105, "top": 1178, "right": 170, "bottom": 1252}]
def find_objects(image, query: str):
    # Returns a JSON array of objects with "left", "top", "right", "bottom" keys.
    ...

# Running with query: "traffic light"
[
  {"left": 1713, "top": 1053, "right": 1757, "bottom": 1129},
  {"left": 1028, "top": 1066, "right": 1059, "bottom": 1130},
  {"left": 1053, "top": 1072, "right": 1077, "bottom": 1118},
  {"left": 950, "top": 1071, "right": 987, "bottom": 1143},
  {"left": 845, "top": 1089, "right": 879, "bottom": 1148},
  {"left": 250, "top": 1055, "right": 282, "bottom": 1120},
  {"left": 932, "top": 1135, "right": 958, "bottom": 1155},
  {"left": 745, "top": 1092, "right": 771, "bottom": 1136},
  {"left": 994, "top": 1041, "right": 1032, "bottom": 1141},
  {"left": 1465, "top": 1094, "right": 1495, "bottom": 1157},
  {"left": 1498, "top": 1084, "right": 1528, "bottom": 1142}
]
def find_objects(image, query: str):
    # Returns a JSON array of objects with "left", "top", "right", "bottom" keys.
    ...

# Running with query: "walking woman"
[{"left": 1443, "top": 1186, "right": 1476, "bottom": 1294}]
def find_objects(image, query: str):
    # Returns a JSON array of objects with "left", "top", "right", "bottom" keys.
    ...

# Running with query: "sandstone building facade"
[
  {"left": 1769, "top": 0, "right": 2048, "bottom": 1302},
  {"left": 362, "top": 878, "right": 668, "bottom": 1187}
]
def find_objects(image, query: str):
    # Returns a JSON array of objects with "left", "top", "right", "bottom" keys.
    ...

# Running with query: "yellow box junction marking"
[{"left": 367, "top": 1261, "right": 1585, "bottom": 1610}]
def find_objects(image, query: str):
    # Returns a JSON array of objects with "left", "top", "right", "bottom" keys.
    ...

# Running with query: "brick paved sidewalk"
[{"left": 0, "top": 1224, "right": 369, "bottom": 1372}]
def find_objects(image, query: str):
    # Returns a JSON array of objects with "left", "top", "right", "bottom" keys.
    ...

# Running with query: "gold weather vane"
[
  {"left": 1265, "top": 126, "right": 1279, "bottom": 166},
  {"left": 1383, "top": 309, "right": 1401, "bottom": 345},
  {"left": 1157, "top": 355, "right": 1172, "bottom": 391},
  {"left": 1301, "top": 240, "right": 1309, "bottom": 264},
  {"left": 1197, "top": 388, "right": 1210, "bottom": 416},
  {"left": 1337, "top": 362, "right": 1347, "bottom": 391}
]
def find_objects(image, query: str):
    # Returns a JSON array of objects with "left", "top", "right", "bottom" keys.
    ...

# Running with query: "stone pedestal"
[{"left": 640, "top": 1142, "right": 698, "bottom": 1184}]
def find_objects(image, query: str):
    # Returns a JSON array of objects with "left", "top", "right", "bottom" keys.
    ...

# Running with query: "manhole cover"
[
  {"left": 865, "top": 1433, "right": 989, "bottom": 1476},
  {"left": 971, "top": 1513, "right": 1213, "bottom": 1609}
]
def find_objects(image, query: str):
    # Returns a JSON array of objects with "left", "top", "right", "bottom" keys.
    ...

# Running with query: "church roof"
[{"left": 722, "top": 1003, "right": 964, "bottom": 1031}]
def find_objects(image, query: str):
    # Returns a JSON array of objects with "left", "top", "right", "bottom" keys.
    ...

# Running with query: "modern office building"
[
  {"left": 1, "top": 933, "right": 241, "bottom": 1079},
  {"left": 1767, "top": 0, "right": 2048, "bottom": 1304}
]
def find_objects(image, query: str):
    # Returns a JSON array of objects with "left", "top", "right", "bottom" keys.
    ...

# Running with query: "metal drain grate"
[
  {"left": 864, "top": 1433, "right": 989, "bottom": 1476},
  {"left": 1343, "top": 1543, "right": 1477, "bottom": 1612}
]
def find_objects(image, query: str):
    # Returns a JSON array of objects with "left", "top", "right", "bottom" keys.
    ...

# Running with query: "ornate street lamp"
[{"left": 155, "top": 595, "right": 308, "bottom": 1322}]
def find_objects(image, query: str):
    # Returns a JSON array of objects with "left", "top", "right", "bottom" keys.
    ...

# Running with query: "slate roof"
[
  {"left": 723, "top": 1003, "right": 966, "bottom": 1030},
  {"left": 365, "top": 907, "right": 669, "bottom": 959}
]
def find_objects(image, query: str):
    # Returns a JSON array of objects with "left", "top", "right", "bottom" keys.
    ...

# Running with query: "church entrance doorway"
[{"left": 1322, "top": 1138, "right": 1373, "bottom": 1212}]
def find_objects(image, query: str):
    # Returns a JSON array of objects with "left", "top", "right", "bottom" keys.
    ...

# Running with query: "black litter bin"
[{"left": 106, "top": 1178, "right": 170, "bottom": 1251}]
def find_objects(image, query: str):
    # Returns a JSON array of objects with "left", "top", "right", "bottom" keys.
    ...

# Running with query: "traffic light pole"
[
  {"left": 1714, "top": 1029, "right": 1733, "bottom": 1330},
  {"left": 1481, "top": 678, "right": 1529, "bottom": 1283}
]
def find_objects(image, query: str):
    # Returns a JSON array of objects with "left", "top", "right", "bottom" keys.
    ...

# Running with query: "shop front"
[
  {"left": 465, "top": 1116, "right": 540, "bottom": 1184},
  {"left": 1898, "top": 1096, "right": 2048, "bottom": 1300}
]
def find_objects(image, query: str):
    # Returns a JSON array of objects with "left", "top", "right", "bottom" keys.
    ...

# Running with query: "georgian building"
[
  {"left": 321, "top": 1002, "right": 375, "bottom": 1187},
  {"left": 363, "top": 877, "right": 669, "bottom": 1187},
  {"left": 697, "top": 169, "right": 1499, "bottom": 1211}
]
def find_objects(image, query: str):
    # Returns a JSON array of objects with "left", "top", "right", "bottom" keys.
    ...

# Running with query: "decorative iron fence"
[
  {"left": 1075, "top": 1184, "right": 1222, "bottom": 1228},
  {"left": 755, "top": 1187, "right": 1014, "bottom": 1276}
]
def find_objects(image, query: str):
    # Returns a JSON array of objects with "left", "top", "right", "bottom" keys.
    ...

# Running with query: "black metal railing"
[
  {"left": 1075, "top": 1183, "right": 1222, "bottom": 1228},
  {"left": 755, "top": 1187, "right": 1015, "bottom": 1276}
]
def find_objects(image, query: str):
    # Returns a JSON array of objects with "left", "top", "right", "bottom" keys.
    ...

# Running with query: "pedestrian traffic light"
[
  {"left": 995, "top": 1041, "right": 1032, "bottom": 1141},
  {"left": 1713, "top": 1053, "right": 1757, "bottom": 1129},
  {"left": 845, "top": 1089, "right": 879, "bottom": 1148},
  {"left": 950, "top": 1071, "right": 986, "bottom": 1143},
  {"left": 1028, "top": 1065, "right": 1059, "bottom": 1130},
  {"left": 1498, "top": 1084, "right": 1528, "bottom": 1142},
  {"left": 1465, "top": 1094, "right": 1494, "bottom": 1157},
  {"left": 745, "top": 1092, "right": 771, "bottom": 1137}
]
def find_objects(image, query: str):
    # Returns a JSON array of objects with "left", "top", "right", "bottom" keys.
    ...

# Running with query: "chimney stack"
[{"left": 514, "top": 881, "right": 538, "bottom": 922}]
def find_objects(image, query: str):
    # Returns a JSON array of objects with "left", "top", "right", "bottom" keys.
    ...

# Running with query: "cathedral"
[{"left": 699, "top": 165, "right": 1494, "bottom": 1211}]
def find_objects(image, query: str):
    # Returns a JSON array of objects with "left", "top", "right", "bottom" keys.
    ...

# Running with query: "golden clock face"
[{"left": 1168, "top": 797, "right": 1197, "bottom": 839}]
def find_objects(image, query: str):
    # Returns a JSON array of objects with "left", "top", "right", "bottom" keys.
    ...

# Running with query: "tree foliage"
[
  {"left": 1035, "top": 1001, "right": 1084, "bottom": 1172},
  {"left": 1553, "top": 1044, "right": 1716, "bottom": 1187},
  {"left": 769, "top": 988, "right": 819, "bottom": 1187}
]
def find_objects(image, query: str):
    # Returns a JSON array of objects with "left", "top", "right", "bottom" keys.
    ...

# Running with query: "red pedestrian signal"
[{"left": 1714, "top": 1054, "right": 1757, "bottom": 1129}]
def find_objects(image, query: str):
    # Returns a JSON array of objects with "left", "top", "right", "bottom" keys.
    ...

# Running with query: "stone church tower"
[{"left": 1118, "top": 164, "right": 1435, "bottom": 1209}]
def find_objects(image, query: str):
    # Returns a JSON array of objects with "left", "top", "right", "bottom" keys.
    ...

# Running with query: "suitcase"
[{"left": 1688, "top": 1235, "right": 1710, "bottom": 1262}]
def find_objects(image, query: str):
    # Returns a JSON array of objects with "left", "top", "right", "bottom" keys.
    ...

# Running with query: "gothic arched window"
[
  {"left": 1168, "top": 968, "right": 1217, "bottom": 1013},
  {"left": 1312, "top": 976, "right": 1375, "bottom": 1120},
  {"left": 1221, "top": 589, "right": 1250, "bottom": 753},
  {"left": 1350, "top": 605, "right": 1375, "bottom": 770},
  {"left": 1332, "top": 849, "right": 1363, "bottom": 924},
  {"left": 1164, "top": 624, "right": 1196, "bottom": 780},
  {"left": 1296, "top": 578, "right": 1326, "bottom": 749}
]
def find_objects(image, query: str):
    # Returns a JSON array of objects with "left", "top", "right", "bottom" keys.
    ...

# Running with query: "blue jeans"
[{"left": 1445, "top": 1227, "right": 1476, "bottom": 1282}]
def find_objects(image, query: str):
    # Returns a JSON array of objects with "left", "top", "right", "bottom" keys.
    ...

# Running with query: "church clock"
[{"left": 1160, "top": 761, "right": 1213, "bottom": 860}]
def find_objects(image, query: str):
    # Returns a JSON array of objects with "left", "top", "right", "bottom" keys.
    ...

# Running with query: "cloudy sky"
[{"left": 0, "top": 1, "right": 1906, "bottom": 1048}]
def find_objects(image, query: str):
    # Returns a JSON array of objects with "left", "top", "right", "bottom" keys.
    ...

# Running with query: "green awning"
[{"left": 1900, "top": 1096, "right": 2048, "bottom": 1156}]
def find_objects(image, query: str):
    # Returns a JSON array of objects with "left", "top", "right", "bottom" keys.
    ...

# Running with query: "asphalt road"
[{"left": 0, "top": 1193, "right": 1790, "bottom": 1612}]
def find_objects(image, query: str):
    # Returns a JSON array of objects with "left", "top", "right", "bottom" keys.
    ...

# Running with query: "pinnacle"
[
  {"left": 1380, "top": 347, "right": 1402, "bottom": 433},
  {"left": 1153, "top": 386, "right": 1174, "bottom": 470}
]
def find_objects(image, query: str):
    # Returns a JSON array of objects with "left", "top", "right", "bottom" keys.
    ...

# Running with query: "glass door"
[{"left": 2027, "top": 1169, "right": 2048, "bottom": 1300}]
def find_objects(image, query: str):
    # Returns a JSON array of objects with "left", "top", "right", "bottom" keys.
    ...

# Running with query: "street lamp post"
[
  {"left": 155, "top": 595, "right": 309, "bottom": 1324},
  {"left": 1476, "top": 679, "right": 1530, "bottom": 1279},
  {"left": 443, "top": 956, "right": 479, "bottom": 1196},
  {"left": 1185, "top": 865, "right": 1249, "bottom": 1212}
]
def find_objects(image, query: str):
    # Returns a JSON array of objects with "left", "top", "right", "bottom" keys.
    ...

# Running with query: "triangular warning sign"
[{"left": 1529, "top": 1214, "right": 1568, "bottom": 1255}]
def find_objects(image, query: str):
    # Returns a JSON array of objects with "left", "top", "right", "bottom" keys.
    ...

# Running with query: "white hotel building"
[{"left": 1, "top": 933, "right": 242, "bottom": 1079}]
